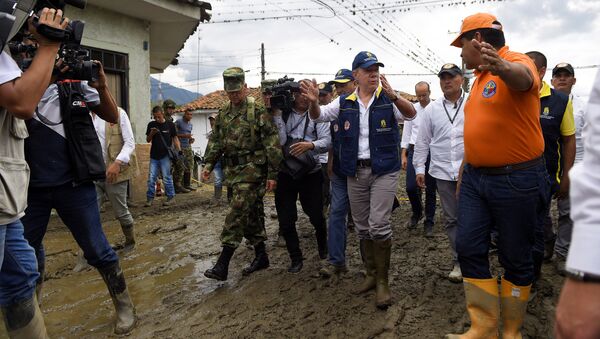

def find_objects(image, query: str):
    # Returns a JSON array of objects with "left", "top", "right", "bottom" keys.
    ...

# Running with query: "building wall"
[
  {"left": 172, "top": 110, "right": 215, "bottom": 156},
  {"left": 69, "top": 4, "right": 151, "bottom": 143}
]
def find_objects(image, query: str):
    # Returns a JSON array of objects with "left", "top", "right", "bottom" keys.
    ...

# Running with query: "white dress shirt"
[
  {"left": 413, "top": 93, "right": 465, "bottom": 181},
  {"left": 92, "top": 107, "right": 135, "bottom": 164},
  {"left": 314, "top": 86, "right": 414, "bottom": 160},
  {"left": 571, "top": 94, "right": 587, "bottom": 164},
  {"left": 401, "top": 101, "right": 429, "bottom": 148},
  {"left": 567, "top": 69, "right": 600, "bottom": 275}
]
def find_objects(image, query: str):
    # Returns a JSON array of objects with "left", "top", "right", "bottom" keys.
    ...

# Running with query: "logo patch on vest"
[
  {"left": 380, "top": 119, "right": 387, "bottom": 128},
  {"left": 333, "top": 123, "right": 339, "bottom": 132},
  {"left": 344, "top": 121, "right": 350, "bottom": 130},
  {"left": 543, "top": 107, "right": 550, "bottom": 115},
  {"left": 482, "top": 80, "right": 497, "bottom": 98}
]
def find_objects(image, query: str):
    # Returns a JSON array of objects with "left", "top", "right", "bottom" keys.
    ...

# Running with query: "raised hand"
[
  {"left": 472, "top": 39, "right": 509, "bottom": 76},
  {"left": 380, "top": 74, "right": 397, "bottom": 100},
  {"left": 300, "top": 79, "right": 319, "bottom": 103}
]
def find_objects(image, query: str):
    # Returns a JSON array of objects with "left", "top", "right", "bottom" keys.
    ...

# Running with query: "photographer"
[
  {"left": 274, "top": 79, "right": 331, "bottom": 273},
  {"left": 0, "top": 7, "right": 68, "bottom": 338},
  {"left": 20, "top": 42, "right": 136, "bottom": 336}
]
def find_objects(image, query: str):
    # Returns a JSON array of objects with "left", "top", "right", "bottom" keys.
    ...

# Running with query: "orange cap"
[{"left": 451, "top": 13, "right": 503, "bottom": 47}]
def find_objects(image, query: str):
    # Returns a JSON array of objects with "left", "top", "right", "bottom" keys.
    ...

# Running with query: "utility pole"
[{"left": 261, "top": 43, "right": 266, "bottom": 81}]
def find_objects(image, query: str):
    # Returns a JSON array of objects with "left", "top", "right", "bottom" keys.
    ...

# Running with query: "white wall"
[
  {"left": 69, "top": 4, "right": 151, "bottom": 143},
  {"left": 172, "top": 110, "right": 216, "bottom": 156}
]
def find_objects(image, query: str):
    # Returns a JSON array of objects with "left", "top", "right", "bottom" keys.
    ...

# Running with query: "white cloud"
[{"left": 157, "top": 0, "right": 599, "bottom": 101}]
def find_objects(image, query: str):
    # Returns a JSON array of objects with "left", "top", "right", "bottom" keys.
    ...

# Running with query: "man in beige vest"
[{"left": 92, "top": 107, "right": 138, "bottom": 250}]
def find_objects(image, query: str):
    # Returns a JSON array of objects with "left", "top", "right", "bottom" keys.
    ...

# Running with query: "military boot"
[
  {"left": 242, "top": 241, "right": 270, "bottom": 276},
  {"left": 500, "top": 277, "right": 531, "bottom": 339},
  {"left": 445, "top": 278, "right": 500, "bottom": 339},
  {"left": 183, "top": 172, "right": 196, "bottom": 191},
  {"left": 1, "top": 294, "right": 49, "bottom": 339},
  {"left": 373, "top": 239, "right": 392, "bottom": 309},
  {"left": 175, "top": 183, "right": 190, "bottom": 194},
  {"left": 354, "top": 239, "right": 376, "bottom": 294},
  {"left": 98, "top": 262, "right": 137, "bottom": 335},
  {"left": 204, "top": 246, "right": 236, "bottom": 281},
  {"left": 212, "top": 186, "right": 223, "bottom": 205},
  {"left": 121, "top": 223, "right": 136, "bottom": 251}
]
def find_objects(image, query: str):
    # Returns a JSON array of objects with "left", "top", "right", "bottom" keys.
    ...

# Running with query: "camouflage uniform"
[
  {"left": 204, "top": 69, "right": 282, "bottom": 248},
  {"left": 163, "top": 99, "right": 176, "bottom": 123}
]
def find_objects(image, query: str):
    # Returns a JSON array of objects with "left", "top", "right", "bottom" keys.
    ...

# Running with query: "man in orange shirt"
[{"left": 446, "top": 13, "right": 551, "bottom": 339}]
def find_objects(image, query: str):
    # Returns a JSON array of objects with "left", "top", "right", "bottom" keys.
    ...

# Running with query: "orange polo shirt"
[{"left": 464, "top": 46, "right": 544, "bottom": 167}]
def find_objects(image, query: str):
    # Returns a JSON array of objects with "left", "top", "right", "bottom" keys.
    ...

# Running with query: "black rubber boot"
[
  {"left": 242, "top": 242, "right": 269, "bottom": 276},
  {"left": 204, "top": 246, "right": 235, "bottom": 281},
  {"left": 98, "top": 262, "right": 136, "bottom": 335},
  {"left": 183, "top": 172, "right": 196, "bottom": 191}
]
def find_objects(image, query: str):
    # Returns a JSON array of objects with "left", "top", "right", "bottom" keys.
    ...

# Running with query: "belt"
[
  {"left": 473, "top": 156, "right": 544, "bottom": 175},
  {"left": 224, "top": 154, "right": 252, "bottom": 167},
  {"left": 357, "top": 159, "right": 372, "bottom": 167}
]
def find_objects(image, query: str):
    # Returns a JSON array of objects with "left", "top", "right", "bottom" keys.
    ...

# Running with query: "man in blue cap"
[{"left": 302, "top": 51, "right": 416, "bottom": 309}]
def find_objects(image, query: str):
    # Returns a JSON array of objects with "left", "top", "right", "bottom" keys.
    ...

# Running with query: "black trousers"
[{"left": 275, "top": 170, "right": 327, "bottom": 262}]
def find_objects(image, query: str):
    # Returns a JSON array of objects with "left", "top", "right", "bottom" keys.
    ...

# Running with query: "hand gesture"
[
  {"left": 380, "top": 74, "right": 397, "bottom": 100},
  {"left": 401, "top": 152, "right": 408, "bottom": 171},
  {"left": 29, "top": 8, "right": 69, "bottom": 47},
  {"left": 266, "top": 180, "right": 277, "bottom": 192},
  {"left": 106, "top": 162, "right": 121, "bottom": 184},
  {"left": 289, "top": 141, "right": 314, "bottom": 157},
  {"left": 416, "top": 174, "right": 426, "bottom": 189},
  {"left": 201, "top": 169, "right": 211, "bottom": 182},
  {"left": 88, "top": 60, "right": 108, "bottom": 89},
  {"left": 300, "top": 79, "right": 319, "bottom": 104},
  {"left": 472, "top": 40, "right": 509, "bottom": 76}
]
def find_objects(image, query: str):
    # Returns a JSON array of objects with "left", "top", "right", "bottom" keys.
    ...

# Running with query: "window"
[{"left": 85, "top": 47, "right": 129, "bottom": 113}]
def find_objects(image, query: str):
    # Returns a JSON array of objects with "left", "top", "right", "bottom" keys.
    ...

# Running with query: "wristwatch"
[{"left": 566, "top": 268, "right": 600, "bottom": 283}]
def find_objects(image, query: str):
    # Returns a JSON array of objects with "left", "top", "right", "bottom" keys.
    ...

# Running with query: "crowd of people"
[{"left": 1, "top": 6, "right": 599, "bottom": 339}]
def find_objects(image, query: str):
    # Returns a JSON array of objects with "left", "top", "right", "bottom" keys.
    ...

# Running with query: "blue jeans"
[
  {"left": 214, "top": 160, "right": 224, "bottom": 188},
  {"left": 147, "top": 156, "right": 175, "bottom": 199},
  {"left": 21, "top": 182, "right": 119, "bottom": 283},
  {"left": 456, "top": 162, "right": 550, "bottom": 286},
  {"left": 406, "top": 147, "right": 437, "bottom": 224},
  {"left": 0, "top": 220, "right": 39, "bottom": 305},
  {"left": 327, "top": 173, "right": 349, "bottom": 267}
]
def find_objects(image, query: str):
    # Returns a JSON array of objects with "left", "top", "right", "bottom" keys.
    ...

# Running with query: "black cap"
[
  {"left": 552, "top": 62, "right": 575, "bottom": 77},
  {"left": 318, "top": 82, "right": 333, "bottom": 96},
  {"left": 438, "top": 63, "right": 463, "bottom": 77}
]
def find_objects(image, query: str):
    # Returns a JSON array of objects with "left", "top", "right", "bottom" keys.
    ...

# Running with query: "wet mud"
[{"left": 2, "top": 176, "right": 563, "bottom": 338}]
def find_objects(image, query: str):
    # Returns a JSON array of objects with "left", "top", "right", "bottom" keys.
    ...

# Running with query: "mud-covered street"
[{"left": 3, "top": 177, "right": 564, "bottom": 338}]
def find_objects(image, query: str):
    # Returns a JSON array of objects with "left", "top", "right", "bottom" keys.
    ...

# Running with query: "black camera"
[
  {"left": 0, "top": 0, "right": 16, "bottom": 51},
  {"left": 270, "top": 76, "right": 300, "bottom": 114},
  {"left": 56, "top": 20, "right": 98, "bottom": 82}
]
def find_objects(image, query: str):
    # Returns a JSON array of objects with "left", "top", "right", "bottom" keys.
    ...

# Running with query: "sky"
[{"left": 152, "top": 0, "right": 600, "bottom": 102}]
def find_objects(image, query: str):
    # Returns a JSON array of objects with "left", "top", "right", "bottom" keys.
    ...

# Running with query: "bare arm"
[
  {"left": 474, "top": 40, "right": 533, "bottom": 92},
  {"left": 557, "top": 134, "right": 576, "bottom": 199},
  {"left": 0, "top": 9, "right": 68, "bottom": 118}
]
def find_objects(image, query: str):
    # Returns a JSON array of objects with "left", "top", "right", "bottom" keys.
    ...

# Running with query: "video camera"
[
  {"left": 270, "top": 76, "right": 300, "bottom": 114},
  {"left": 9, "top": 0, "right": 98, "bottom": 82},
  {"left": 0, "top": 1, "right": 17, "bottom": 51}
]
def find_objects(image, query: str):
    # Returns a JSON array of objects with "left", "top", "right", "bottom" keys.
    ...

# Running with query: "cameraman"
[
  {"left": 274, "top": 79, "right": 331, "bottom": 273},
  {"left": 0, "top": 8, "right": 68, "bottom": 338},
  {"left": 19, "top": 39, "right": 136, "bottom": 335}
]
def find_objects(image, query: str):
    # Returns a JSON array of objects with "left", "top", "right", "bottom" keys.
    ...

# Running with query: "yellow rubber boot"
[
  {"left": 500, "top": 277, "right": 531, "bottom": 339},
  {"left": 445, "top": 277, "right": 500, "bottom": 339}
]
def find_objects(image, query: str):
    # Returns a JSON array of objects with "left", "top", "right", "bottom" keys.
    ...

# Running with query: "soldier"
[
  {"left": 202, "top": 67, "right": 282, "bottom": 281},
  {"left": 173, "top": 107, "right": 196, "bottom": 193},
  {"left": 162, "top": 99, "right": 177, "bottom": 122}
]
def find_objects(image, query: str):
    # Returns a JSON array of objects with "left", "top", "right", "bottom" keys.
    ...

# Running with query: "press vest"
[
  {"left": 105, "top": 118, "right": 139, "bottom": 183},
  {"left": 337, "top": 87, "right": 401, "bottom": 176},
  {"left": 540, "top": 85, "right": 569, "bottom": 188}
]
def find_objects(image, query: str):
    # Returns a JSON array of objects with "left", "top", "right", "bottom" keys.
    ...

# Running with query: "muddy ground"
[{"left": 2, "top": 175, "right": 564, "bottom": 338}]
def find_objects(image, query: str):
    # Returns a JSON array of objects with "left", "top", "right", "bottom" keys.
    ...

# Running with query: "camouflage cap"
[
  {"left": 261, "top": 79, "right": 277, "bottom": 94},
  {"left": 223, "top": 67, "right": 245, "bottom": 92},
  {"left": 163, "top": 99, "right": 176, "bottom": 109}
]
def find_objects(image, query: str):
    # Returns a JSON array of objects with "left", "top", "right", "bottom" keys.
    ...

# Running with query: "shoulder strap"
[
  {"left": 301, "top": 113, "right": 310, "bottom": 140},
  {"left": 247, "top": 97, "right": 256, "bottom": 147}
]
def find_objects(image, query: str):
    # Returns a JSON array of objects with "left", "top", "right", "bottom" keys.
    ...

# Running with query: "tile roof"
[
  {"left": 178, "top": 87, "right": 417, "bottom": 113},
  {"left": 178, "top": 88, "right": 264, "bottom": 112}
]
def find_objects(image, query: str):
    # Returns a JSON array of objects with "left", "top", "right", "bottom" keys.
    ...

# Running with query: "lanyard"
[{"left": 442, "top": 93, "right": 464, "bottom": 124}]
